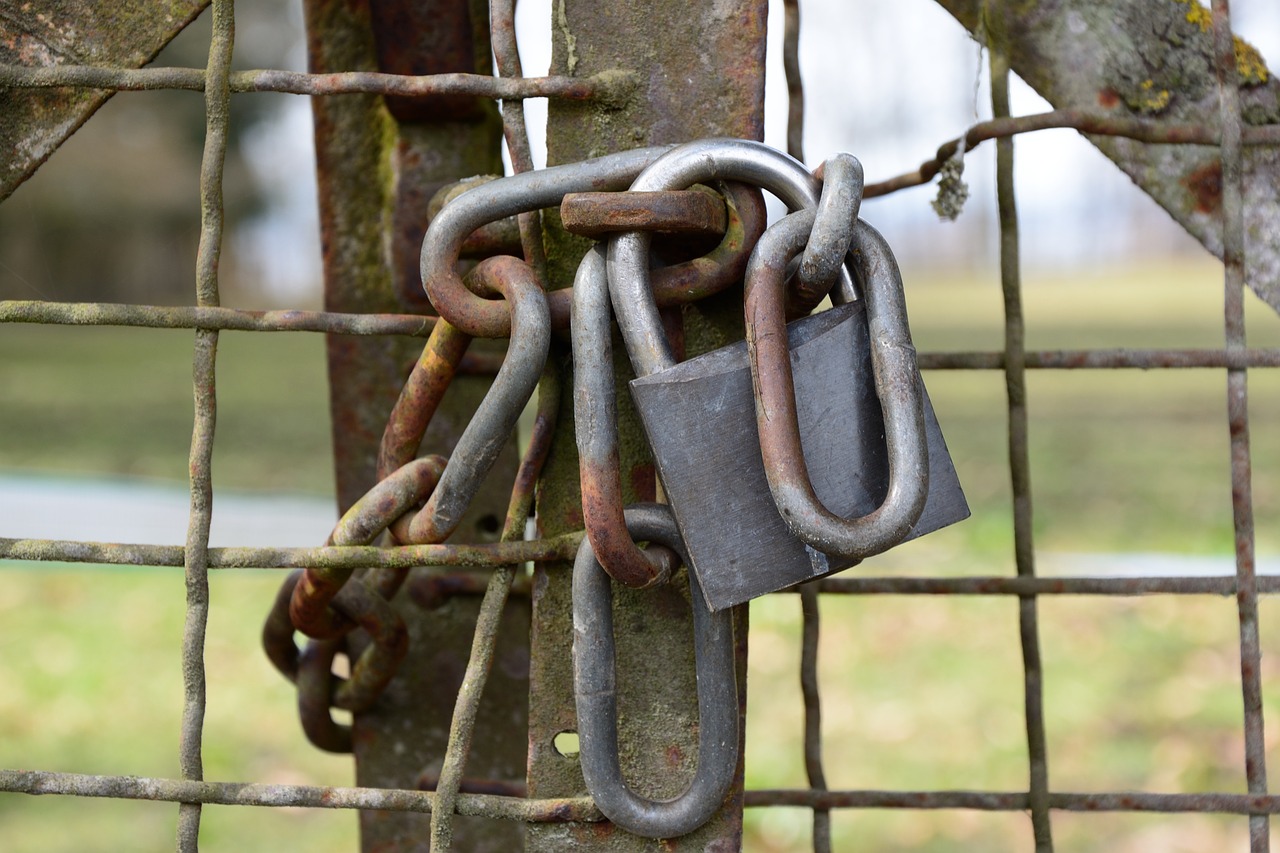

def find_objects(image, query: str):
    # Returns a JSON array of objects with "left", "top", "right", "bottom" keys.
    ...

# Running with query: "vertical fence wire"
[
  {"left": 490, "top": 0, "right": 547, "bottom": 281},
  {"left": 423, "top": 7, "right": 550, "bottom": 848},
  {"left": 176, "top": 1, "right": 234, "bottom": 850},
  {"left": 1209, "top": 2, "right": 1270, "bottom": 850},
  {"left": 990, "top": 47, "right": 1054, "bottom": 853},
  {"left": 782, "top": 0, "right": 805, "bottom": 167},
  {"left": 799, "top": 585, "right": 831, "bottom": 853},
  {"left": 781, "top": 8, "right": 832, "bottom": 851}
]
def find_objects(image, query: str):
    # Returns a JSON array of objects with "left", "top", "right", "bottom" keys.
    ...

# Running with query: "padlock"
[{"left": 609, "top": 138, "right": 969, "bottom": 611}]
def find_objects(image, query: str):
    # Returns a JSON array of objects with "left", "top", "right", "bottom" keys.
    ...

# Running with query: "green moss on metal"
[{"left": 530, "top": 2, "right": 763, "bottom": 849}]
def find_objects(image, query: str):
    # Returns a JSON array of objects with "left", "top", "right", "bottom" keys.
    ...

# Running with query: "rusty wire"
[
  {"left": 0, "top": 534, "right": 584, "bottom": 568},
  {"left": 14, "top": 768, "right": 1280, "bottom": 823},
  {"left": 0, "top": 300, "right": 435, "bottom": 335},
  {"left": 992, "top": 46, "right": 1054, "bottom": 853},
  {"left": 490, "top": 0, "right": 549, "bottom": 285},
  {"left": 1210, "top": 2, "right": 1269, "bottom": 850},
  {"left": 799, "top": 586, "right": 831, "bottom": 853},
  {"left": 744, "top": 789, "right": 1280, "bottom": 814},
  {"left": 5, "top": 301, "right": 1277, "bottom": 369},
  {"left": 0, "top": 769, "right": 601, "bottom": 822},
  {"left": 0, "top": 62, "right": 618, "bottom": 101},
  {"left": 175, "top": 0, "right": 233, "bottom": 848},
  {"left": 782, "top": 16, "right": 833, "bottom": 852},
  {"left": 783, "top": 0, "right": 804, "bottom": 164},
  {"left": 429, "top": 366, "right": 561, "bottom": 849},
  {"left": 865, "top": 108, "right": 1280, "bottom": 199}
]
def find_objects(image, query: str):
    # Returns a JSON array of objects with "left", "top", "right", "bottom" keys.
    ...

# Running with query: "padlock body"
[{"left": 630, "top": 301, "right": 968, "bottom": 611}]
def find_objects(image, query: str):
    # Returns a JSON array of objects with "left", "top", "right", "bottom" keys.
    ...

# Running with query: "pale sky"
[{"left": 239, "top": 0, "right": 1280, "bottom": 299}]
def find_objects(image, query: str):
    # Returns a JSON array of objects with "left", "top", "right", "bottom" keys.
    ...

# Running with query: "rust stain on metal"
[
  {"left": 628, "top": 463, "right": 656, "bottom": 504},
  {"left": 1183, "top": 160, "right": 1223, "bottom": 214},
  {"left": 417, "top": 770, "right": 528, "bottom": 798},
  {"left": 369, "top": 0, "right": 485, "bottom": 122},
  {"left": 530, "top": 0, "right": 765, "bottom": 849},
  {"left": 579, "top": 455, "right": 672, "bottom": 588},
  {"left": 561, "top": 188, "right": 726, "bottom": 238},
  {"left": 301, "top": 0, "right": 526, "bottom": 849}
]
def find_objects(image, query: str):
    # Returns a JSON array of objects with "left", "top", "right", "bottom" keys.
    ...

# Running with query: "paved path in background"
[
  {"left": 0, "top": 472, "right": 336, "bottom": 548},
  {"left": 1, "top": 472, "right": 1276, "bottom": 575}
]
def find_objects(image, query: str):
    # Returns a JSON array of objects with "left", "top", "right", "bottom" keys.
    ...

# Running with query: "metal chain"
[
  {"left": 261, "top": 162, "right": 772, "bottom": 752},
  {"left": 260, "top": 139, "right": 901, "bottom": 853}
]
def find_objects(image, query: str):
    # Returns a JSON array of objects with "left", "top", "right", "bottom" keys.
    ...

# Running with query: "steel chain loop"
[
  {"left": 289, "top": 455, "right": 447, "bottom": 638},
  {"left": 745, "top": 210, "right": 929, "bottom": 558},
  {"left": 571, "top": 503, "right": 738, "bottom": 838},
  {"left": 571, "top": 244, "right": 677, "bottom": 588}
]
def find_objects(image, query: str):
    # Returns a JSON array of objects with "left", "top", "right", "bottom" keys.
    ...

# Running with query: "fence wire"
[{"left": 0, "top": 1, "right": 1276, "bottom": 851}]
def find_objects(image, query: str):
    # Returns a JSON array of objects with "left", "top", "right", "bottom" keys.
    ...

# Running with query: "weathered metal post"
[
  {"left": 303, "top": 1, "right": 528, "bottom": 850},
  {"left": 527, "top": 3, "right": 766, "bottom": 849}
]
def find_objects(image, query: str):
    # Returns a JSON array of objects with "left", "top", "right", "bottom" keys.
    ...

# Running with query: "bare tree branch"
[
  {"left": 934, "top": 0, "right": 1280, "bottom": 310},
  {"left": 867, "top": 108, "right": 1280, "bottom": 197}
]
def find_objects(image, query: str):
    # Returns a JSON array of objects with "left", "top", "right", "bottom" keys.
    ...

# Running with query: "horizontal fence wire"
[
  {"left": 0, "top": 63, "right": 612, "bottom": 100},
  {"left": 0, "top": 1, "right": 1277, "bottom": 850},
  {"left": 10, "top": 299, "right": 1280, "bottom": 368},
  {"left": 4, "top": 533, "right": 1280, "bottom": 597},
  {"left": 10, "top": 770, "right": 1280, "bottom": 819}
]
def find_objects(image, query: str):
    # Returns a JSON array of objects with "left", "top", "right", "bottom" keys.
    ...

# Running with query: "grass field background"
[{"left": 2, "top": 255, "right": 1280, "bottom": 851}]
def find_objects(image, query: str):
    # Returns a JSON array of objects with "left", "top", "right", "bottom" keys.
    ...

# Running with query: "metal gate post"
[
  {"left": 527, "top": 3, "right": 766, "bottom": 849},
  {"left": 303, "top": 1, "right": 528, "bottom": 850}
]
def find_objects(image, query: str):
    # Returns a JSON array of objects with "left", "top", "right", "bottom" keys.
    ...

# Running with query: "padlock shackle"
[
  {"left": 572, "top": 503, "right": 738, "bottom": 839},
  {"left": 608, "top": 137, "right": 857, "bottom": 377},
  {"left": 745, "top": 210, "right": 930, "bottom": 559},
  {"left": 572, "top": 246, "right": 677, "bottom": 588}
]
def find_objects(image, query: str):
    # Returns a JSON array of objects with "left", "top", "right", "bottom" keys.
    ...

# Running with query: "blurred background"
[{"left": 2, "top": 1, "right": 1280, "bottom": 850}]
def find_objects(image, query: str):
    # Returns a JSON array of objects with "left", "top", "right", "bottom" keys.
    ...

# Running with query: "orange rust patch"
[
  {"left": 1098, "top": 88, "right": 1121, "bottom": 109},
  {"left": 1182, "top": 161, "right": 1223, "bottom": 214}
]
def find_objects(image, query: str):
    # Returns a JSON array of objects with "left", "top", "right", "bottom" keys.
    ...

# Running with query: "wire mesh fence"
[{"left": 0, "top": 0, "right": 1278, "bottom": 851}]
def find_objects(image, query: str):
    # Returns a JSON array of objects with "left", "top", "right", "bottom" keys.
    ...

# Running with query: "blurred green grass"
[{"left": 3, "top": 255, "right": 1280, "bottom": 851}]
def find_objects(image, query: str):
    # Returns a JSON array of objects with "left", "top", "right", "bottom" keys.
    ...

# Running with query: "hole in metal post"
[{"left": 553, "top": 730, "right": 580, "bottom": 757}]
